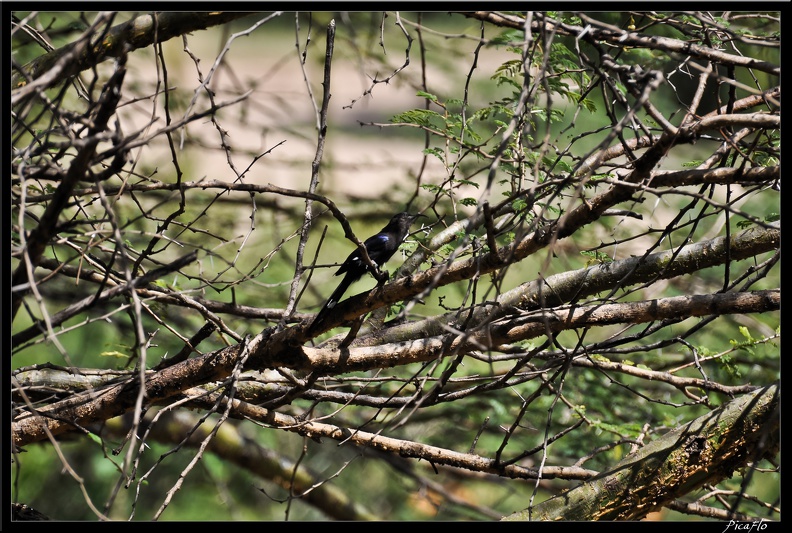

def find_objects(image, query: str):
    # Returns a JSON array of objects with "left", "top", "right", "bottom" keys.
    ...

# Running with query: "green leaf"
[
  {"left": 455, "top": 178, "right": 479, "bottom": 189},
  {"left": 422, "top": 147, "right": 445, "bottom": 161},
  {"left": 391, "top": 109, "right": 444, "bottom": 128},
  {"left": 100, "top": 350, "right": 130, "bottom": 359},
  {"left": 416, "top": 90, "right": 439, "bottom": 103},
  {"left": 488, "top": 29, "right": 525, "bottom": 47},
  {"left": 421, "top": 183, "right": 442, "bottom": 193}
]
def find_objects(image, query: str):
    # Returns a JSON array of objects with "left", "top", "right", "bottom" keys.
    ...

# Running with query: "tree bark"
[{"left": 504, "top": 383, "right": 780, "bottom": 521}]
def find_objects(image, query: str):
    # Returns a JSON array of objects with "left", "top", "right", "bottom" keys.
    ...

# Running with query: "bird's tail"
[{"left": 309, "top": 272, "right": 356, "bottom": 332}]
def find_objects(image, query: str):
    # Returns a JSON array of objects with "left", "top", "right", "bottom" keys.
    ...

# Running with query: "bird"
[{"left": 310, "top": 212, "right": 422, "bottom": 331}]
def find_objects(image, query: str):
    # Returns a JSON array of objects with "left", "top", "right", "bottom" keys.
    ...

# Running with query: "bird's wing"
[
  {"left": 362, "top": 233, "right": 392, "bottom": 258},
  {"left": 335, "top": 233, "right": 392, "bottom": 276}
]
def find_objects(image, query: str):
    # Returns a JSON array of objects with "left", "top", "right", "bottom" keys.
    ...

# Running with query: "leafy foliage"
[{"left": 11, "top": 10, "right": 779, "bottom": 522}]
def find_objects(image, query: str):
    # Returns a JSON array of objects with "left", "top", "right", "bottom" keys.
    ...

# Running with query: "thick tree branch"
[
  {"left": 12, "top": 288, "right": 777, "bottom": 448},
  {"left": 459, "top": 12, "right": 780, "bottom": 75},
  {"left": 11, "top": 12, "right": 256, "bottom": 96},
  {"left": 347, "top": 224, "right": 779, "bottom": 346},
  {"left": 11, "top": 56, "right": 127, "bottom": 319},
  {"left": 296, "top": 290, "right": 779, "bottom": 374},
  {"left": 154, "top": 388, "right": 600, "bottom": 482},
  {"left": 505, "top": 383, "right": 779, "bottom": 520}
]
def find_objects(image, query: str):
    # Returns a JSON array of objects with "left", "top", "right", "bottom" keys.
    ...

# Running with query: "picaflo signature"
[{"left": 722, "top": 519, "right": 768, "bottom": 533}]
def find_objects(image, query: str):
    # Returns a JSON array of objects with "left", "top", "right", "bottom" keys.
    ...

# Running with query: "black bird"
[{"left": 311, "top": 212, "right": 422, "bottom": 330}]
